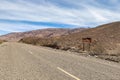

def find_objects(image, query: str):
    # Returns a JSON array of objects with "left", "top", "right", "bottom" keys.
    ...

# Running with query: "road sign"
[{"left": 82, "top": 38, "right": 92, "bottom": 51}]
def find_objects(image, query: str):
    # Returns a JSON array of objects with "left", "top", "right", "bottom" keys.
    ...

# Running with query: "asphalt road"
[{"left": 0, "top": 42, "right": 120, "bottom": 80}]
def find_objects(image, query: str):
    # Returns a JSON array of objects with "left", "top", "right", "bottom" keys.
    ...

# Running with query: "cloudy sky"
[{"left": 0, "top": 0, "right": 120, "bottom": 35}]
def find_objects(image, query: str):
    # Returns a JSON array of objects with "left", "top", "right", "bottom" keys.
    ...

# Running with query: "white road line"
[
  {"left": 57, "top": 67, "right": 81, "bottom": 80},
  {"left": 29, "top": 51, "right": 33, "bottom": 54}
]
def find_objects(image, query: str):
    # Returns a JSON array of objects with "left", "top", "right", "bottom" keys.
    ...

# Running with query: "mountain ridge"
[
  {"left": 20, "top": 21, "right": 120, "bottom": 56},
  {"left": 0, "top": 28, "right": 86, "bottom": 41}
]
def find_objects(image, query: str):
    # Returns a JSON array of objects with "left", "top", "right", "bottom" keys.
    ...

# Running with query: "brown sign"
[{"left": 82, "top": 38, "right": 92, "bottom": 43}]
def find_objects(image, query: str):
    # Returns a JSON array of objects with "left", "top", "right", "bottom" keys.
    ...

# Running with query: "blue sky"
[{"left": 0, "top": 0, "right": 120, "bottom": 35}]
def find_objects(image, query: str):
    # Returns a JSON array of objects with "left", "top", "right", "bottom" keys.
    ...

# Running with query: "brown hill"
[
  {"left": 20, "top": 22, "right": 120, "bottom": 56},
  {"left": 19, "top": 21, "right": 120, "bottom": 62},
  {"left": 55, "top": 21, "right": 120, "bottom": 55},
  {"left": 52, "top": 21, "right": 120, "bottom": 62},
  {"left": 0, "top": 28, "right": 85, "bottom": 41}
]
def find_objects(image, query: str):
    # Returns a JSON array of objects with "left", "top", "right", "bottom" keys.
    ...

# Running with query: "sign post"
[{"left": 82, "top": 38, "right": 92, "bottom": 51}]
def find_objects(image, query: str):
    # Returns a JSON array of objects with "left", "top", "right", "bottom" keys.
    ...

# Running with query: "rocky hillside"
[
  {"left": 19, "top": 21, "right": 120, "bottom": 62},
  {"left": 0, "top": 28, "right": 85, "bottom": 41},
  {"left": 55, "top": 21, "right": 120, "bottom": 55},
  {"left": 20, "top": 22, "right": 120, "bottom": 55}
]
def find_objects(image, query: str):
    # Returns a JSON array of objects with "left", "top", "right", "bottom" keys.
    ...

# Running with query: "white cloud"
[
  {"left": 0, "top": 22, "right": 58, "bottom": 32},
  {"left": 0, "top": 0, "right": 120, "bottom": 34}
]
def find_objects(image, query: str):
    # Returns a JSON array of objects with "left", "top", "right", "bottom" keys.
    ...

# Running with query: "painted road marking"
[
  {"left": 29, "top": 51, "right": 33, "bottom": 54},
  {"left": 57, "top": 67, "right": 81, "bottom": 80}
]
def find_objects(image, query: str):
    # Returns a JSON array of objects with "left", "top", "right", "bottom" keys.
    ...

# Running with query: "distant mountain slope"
[
  {"left": 0, "top": 28, "right": 85, "bottom": 41},
  {"left": 8, "top": 21, "right": 119, "bottom": 62},
  {"left": 20, "top": 21, "right": 120, "bottom": 56},
  {"left": 54, "top": 21, "right": 120, "bottom": 55}
]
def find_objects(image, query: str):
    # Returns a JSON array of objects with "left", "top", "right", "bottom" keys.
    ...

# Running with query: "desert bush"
[
  {"left": 19, "top": 37, "right": 61, "bottom": 49},
  {"left": 0, "top": 40, "right": 7, "bottom": 44},
  {"left": 89, "top": 41, "right": 106, "bottom": 56},
  {"left": 41, "top": 42, "right": 60, "bottom": 49},
  {"left": 19, "top": 37, "right": 40, "bottom": 45}
]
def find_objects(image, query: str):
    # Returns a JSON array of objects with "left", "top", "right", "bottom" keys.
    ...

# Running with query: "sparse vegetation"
[
  {"left": 0, "top": 28, "right": 86, "bottom": 41},
  {"left": 0, "top": 40, "right": 6, "bottom": 44},
  {"left": 19, "top": 22, "right": 120, "bottom": 62},
  {"left": 19, "top": 37, "right": 60, "bottom": 49},
  {"left": 19, "top": 37, "right": 40, "bottom": 45},
  {"left": 89, "top": 41, "right": 106, "bottom": 56}
]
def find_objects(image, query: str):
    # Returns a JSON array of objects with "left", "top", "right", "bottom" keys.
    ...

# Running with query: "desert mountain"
[
  {"left": 53, "top": 21, "right": 120, "bottom": 55},
  {"left": 20, "top": 21, "right": 120, "bottom": 56},
  {"left": 0, "top": 28, "right": 85, "bottom": 41}
]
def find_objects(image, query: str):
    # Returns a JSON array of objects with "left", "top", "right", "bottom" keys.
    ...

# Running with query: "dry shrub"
[
  {"left": 0, "top": 40, "right": 6, "bottom": 44},
  {"left": 19, "top": 37, "right": 61, "bottom": 49},
  {"left": 41, "top": 42, "right": 60, "bottom": 49},
  {"left": 89, "top": 41, "right": 107, "bottom": 56},
  {"left": 19, "top": 37, "right": 39, "bottom": 45}
]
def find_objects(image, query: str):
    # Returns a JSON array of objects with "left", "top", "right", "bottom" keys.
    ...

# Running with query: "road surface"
[{"left": 0, "top": 42, "right": 120, "bottom": 80}]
